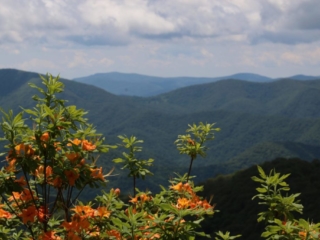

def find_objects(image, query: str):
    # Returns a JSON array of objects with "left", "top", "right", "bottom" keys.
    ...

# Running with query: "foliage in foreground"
[
  {"left": 252, "top": 166, "right": 320, "bottom": 239},
  {"left": 0, "top": 74, "right": 232, "bottom": 239},
  {"left": 0, "top": 74, "right": 319, "bottom": 239}
]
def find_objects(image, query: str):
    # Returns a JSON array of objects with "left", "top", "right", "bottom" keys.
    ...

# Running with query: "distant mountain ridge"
[{"left": 73, "top": 71, "right": 320, "bottom": 97}]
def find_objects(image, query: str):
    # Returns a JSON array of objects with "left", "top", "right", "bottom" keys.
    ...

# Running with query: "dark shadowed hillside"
[{"left": 198, "top": 158, "right": 320, "bottom": 240}]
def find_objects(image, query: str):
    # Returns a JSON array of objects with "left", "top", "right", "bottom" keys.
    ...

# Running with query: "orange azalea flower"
[
  {"left": 35, "top": 165, "right": 44, "bottom": 177},
  {"left": 40, "top": 132, "right": 49, "bottom": 142},
  {"left": 64, "top": 169, "right": 79, "bottom": 186},
  {"left": 0, "top": 205, "right": 12, "bottom": 218},
  {"left": 5, "top": 158, "right": 17, "bottom": 172},
  {"left": 176, "top": 198, "right": 190, "bottom": 209},
  {"left": 106, "top": 230, "right": 121, "bottom": 240},
  {"left": 65, "top": 152, "right": 80, "bottom": 163},
  {"left": 171, "top": 182, "right": 183, "bottom": 192},
  {"left": 188, "top": 201, "right": 197, "bottom": 209},
  {"left": 19, "top": 205, "right": 38, "bottom": 224},
  {"left": 201, "top": 199, "right": 213, "bottom": 210},
  {"left": 72, "top": 205, "right": 95, "bottom": 217},
  {"left": 183, "top": 183, "right": 193, "bottom": 193},
  {"left": 14, "top": 176, "right": 27, "bottom": 187},
  {"left": 140, "top": 194, "right": 150, "bottom": 202},
  {"left": 145, "top": 214, "right": 155, "bottom": 221},
  {"left": 15, "top": 144, "right": 35, "bottom": 157},
  {"left": 9, "top": 189, "right": 35, "bottom": 203},
  {"left": 8, "top": 191, "right": 22, "bottom": 202},
  {"left": 61, "top": 214, "right": 90, "bottom": 235},
  {"left": 20, "top": 188, "right": 36, "bottom": 202},
  {"left": 35, "top": 165, "right": 53, "bottom": 182},
  {"left": 78, "top": 219, "right": 90, "bottom": 230},
  {"left": 142, "top": 232, "right": 161, "bottom": 240},
  {"left": 94, "top": 207, "right": 111, "bottom": 218},
  {"left": 88, "top": 229, "right": 100, "bottom": 237},
  {"left": 37, "top": 206, "right": 49, "bottom": 222},
  {"left": 90, "top": 167, "right": 105, "bottom": 181},
  {"left": 15, "top": 143, "right": 25, "bottom": 155},
  {"left": 52, "top": 176, "right": 62, "bottom": 188},
  {"left": 62, "top": 220, "right": 81, "bottom": 233},
  {"left": 129, "top": 196, "right": 139, "bottom": 204},
  {"left": 71, "top": 138, "right": 82, "bottom": 146},
  {"left": 46, "top": 166, "right": 53, "bottom": 178},
  {"left": 82, "top": 140, "right": 96, "bottom": 151},
  {"left": 39, "top": 231, "right": 61, "bottom": 240},
  {"left": 299, "top": 231, "right": 307, "bottom": 238},
  {"left": 171, "top": 182, "right": 194, "bottom": 194},
  {"left": 54, "top": 142, "right": 61, "bottom": 151},
  {"left": 25, "top": 145, "right": 35, "bottom": 156},
  {"left": 78, "top": 158, "right": 86, "bottom": 167},
  {"left": 66, "top": 231, "right": 81, "bottom": 240},
  {"left": 72, "top": 214, "right": 90, "bottom": 229}
]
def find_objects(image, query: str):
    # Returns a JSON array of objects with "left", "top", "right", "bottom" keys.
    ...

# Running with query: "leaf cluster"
[
  {"left": 252, "top": 165, "right": 320, "bottom": 239},
  {"left": 113, "top": 135, "right": 154, "bottom": 180},
  {"left": 174, "top": 122, "right": 220, "bottom": 159}
]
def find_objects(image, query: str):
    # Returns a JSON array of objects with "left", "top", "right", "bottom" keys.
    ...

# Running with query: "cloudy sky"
[{"left": 1, "top": 0, "right": 320, "bottom": 79}]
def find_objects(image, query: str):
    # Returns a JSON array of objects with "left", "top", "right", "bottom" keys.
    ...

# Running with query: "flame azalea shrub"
[
  {"left": 113, "top": 135, "right": 154, "bottom": 197},
  {"left": 111, "top": 135, "right": 221, "bottom": 239},
  {"left": 93, "top": 175, "right": 215, "bottom": 239},
  {"left": 252, "top": 166, "right": 320, "bottom": 239},
  {"left": 0, "top": 74, "right": 114, "bottom": 239},
  {"left": 0, "top": 74, "right": 240, "bottom": 239},
  {"left": 174, "top": 122, "right": 220, "bottom": 182}
]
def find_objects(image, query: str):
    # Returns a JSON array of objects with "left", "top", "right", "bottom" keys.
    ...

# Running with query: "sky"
[{"left": 1, "top": 0, "right": 320, "bottom": 79}]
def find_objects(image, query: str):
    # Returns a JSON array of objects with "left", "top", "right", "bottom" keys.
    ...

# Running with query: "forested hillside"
[
  {"left": 198, "top": 158, "right": 320, "bottom": 239},
  {"left": 1, "top": 69, "right": 320, "bottom": 195},
  {"left": 150, "top": 78, "right": 320, "bottom": 118}
]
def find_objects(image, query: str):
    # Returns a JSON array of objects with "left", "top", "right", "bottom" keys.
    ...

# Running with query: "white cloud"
[
  {"left": 281, "top": 52, "right": 303, "bottom": 64},
  {"left": 78, "top": 1, "right": 175, "bottom": 36},
  {"left": 68, "top": 52, "right": 88, "bottom": 68},
  {"left": 20, "top": 58, "right": 59, "bottom": 71},
  {"left": 0, "top": 0, "right": 320, "bottom": 78},
  {"left": 68, "top": 52, "right": 114, "bottom": 68},
  {"left": 1, "top": 0, "right": 319, "bottom": 46}
]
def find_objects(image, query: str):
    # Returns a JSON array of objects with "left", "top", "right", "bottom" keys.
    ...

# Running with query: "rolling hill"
[{"left": 149, "top": 78, "right": 320, "bottom": 118}]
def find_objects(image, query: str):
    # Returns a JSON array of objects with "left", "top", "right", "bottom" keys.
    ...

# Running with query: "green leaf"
[
  {"left": 299, "top": 218, "right": 310, "bottom": 230},
  {"left": 160, "top": 203, "right": 178, "bottom": 213},
  {"left": 256, "top": 187, "right": 267, "bottom": 193},
  {"left": 251, "top": 176, "right": 264, "bottom": 183},
  {"left": 23, "top": 108, "right": 38, "bottom": 117},
  {"left": 113, "top": 158, "right": 124, "bottom": 163},
  {"left": 257, "top": 165, "right": 266, "bottom": 179}
]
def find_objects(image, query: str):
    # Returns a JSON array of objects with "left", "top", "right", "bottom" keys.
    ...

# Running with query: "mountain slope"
[
  {"left": 151, "top": 78, "right": 320, "bottom": 119},
  {"left": 2, "top": 69, "right": 320, "bottom": 193}
]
